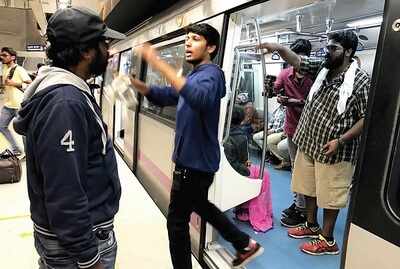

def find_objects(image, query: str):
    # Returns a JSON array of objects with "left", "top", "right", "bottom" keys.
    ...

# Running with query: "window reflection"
[{"left": 143, "top": 42, "right": 192, "bottom": 121}]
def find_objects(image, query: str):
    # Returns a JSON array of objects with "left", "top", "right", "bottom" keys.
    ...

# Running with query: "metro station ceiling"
[{"left": 105, "top": 0, "right": 183, "bottom": 34}]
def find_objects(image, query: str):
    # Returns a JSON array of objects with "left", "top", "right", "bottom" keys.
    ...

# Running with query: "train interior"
[{"left": 204, "top": 0, "right": 385, "bottom": 268}]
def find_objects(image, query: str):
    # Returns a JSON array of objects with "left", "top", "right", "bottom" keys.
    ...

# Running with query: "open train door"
[{"left": 342, "top": 0, "right": 400, "bottom": 268}]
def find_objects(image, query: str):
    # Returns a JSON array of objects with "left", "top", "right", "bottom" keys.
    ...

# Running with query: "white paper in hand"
[{"left": 111, "top": 74, "right": 138, "bottom": 110}]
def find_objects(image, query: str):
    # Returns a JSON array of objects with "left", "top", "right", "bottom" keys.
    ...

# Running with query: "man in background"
[
  {"left": 0, "top": 47, "right": 31, "bottom": 156},
  {"left": 274, "top": 39, "right": 314, "bottom": 228}
]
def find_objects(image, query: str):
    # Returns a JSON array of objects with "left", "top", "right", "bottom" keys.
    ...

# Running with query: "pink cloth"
[{"left": 236, "top": 165, "right": 273, "bottom": 232}]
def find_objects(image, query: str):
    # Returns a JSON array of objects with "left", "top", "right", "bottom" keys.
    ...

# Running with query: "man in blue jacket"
[
  {"left": 14, "top": 7, "right": 125, "bottom": 269},
  {"left": 130, "top": 23, "right": 263, "bottom": 269}
]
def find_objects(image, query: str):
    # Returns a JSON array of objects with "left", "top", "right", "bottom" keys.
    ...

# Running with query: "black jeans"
[{"left": 167, "top": 165, "right": 250, "bottom": 269}]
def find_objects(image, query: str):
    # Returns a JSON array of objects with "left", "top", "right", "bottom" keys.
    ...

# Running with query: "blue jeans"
[
  {"left": 34, "top": 230, "right": 117, "bottom": 269},
  {"left": 0, "top": 106, "right": 20, "bottom": 152}
]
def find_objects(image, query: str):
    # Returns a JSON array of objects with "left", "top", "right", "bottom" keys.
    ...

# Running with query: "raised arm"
[
  {"left": 136, "top": 43, "right": 187, "bottom": 92},
  {"left": 259, "top": 43, "right": 301, "bottom": 70},
  {"left": 130, "top": 75, "right": 179, "bottom": 107}
]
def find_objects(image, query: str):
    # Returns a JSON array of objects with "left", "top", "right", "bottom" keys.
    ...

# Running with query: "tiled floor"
[{"left": 0, "top": 132, "right": 201, "bottom": 268}]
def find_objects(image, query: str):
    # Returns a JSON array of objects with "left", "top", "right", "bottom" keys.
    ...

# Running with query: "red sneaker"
[
  {"left": 288, "top": 223, "right": 321, "bottom": 239},
  {"left": 232, "top": 240, "right": 264, "bottom": 268},
  {"left": 300, "top": 235, "right": 340, "bottom": 255}
]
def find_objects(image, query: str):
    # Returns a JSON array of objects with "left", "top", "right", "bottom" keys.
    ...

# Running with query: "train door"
[
  {"left": 135, "top": 36, "right": 196, "bottom": 254},
  {"left": 113, "top": 49, "right": 141, "bottom": 168},
  {"left": 102, "top": 53, "right": 119, "bottom": 140},
  {"left": 343, "top": 0, "right": 400, "bottom": 268},
  {"left": 203, "top": 0, "right": 386, "bottom": 268}
]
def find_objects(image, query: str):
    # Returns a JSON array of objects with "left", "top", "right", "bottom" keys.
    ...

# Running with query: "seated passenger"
[
  {"left": 224, "top": 105, "right": 250, "bottom": 176},
  {"left": 253, "top": 104, "right": 287, "bottom": 166},
  {"left": 272, "top": 136, "right": 291, "bottom": 170},
  {"left": 238, "top": 101, "right": 263, "bottom": 147}
]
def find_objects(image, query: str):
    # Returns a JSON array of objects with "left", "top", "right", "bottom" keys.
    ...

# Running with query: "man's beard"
[
  {"left": 324, "top": 52, "right": 345, "bottom": 70},
  {"left": 89, "top": 47, "right": 109, "bottom": 76}
]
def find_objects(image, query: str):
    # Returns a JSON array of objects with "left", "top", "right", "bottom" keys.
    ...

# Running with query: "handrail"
[
  {"left": 235, "top": 23, "right": 382, "bottom": 50},
  {"left": 223, "top": 47, "right": 240, "bottom": 144},
  {"left": 253, "top": 18, "right": 268, "bottom": 180}
]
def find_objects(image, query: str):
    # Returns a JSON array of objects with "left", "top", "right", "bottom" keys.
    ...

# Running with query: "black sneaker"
[
  {"left": 232, "top": 240, "right": 264, "bottom": 268},
  {"left": 280, "top": 209, "right": 306, "bottom": 228},
  {"left": 282, "top": 203, "right": 296, "bottom": 218}
]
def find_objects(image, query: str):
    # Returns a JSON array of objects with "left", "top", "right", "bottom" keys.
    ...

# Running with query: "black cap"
[{"left": 46, "top": 6, "right": 126, "bottom": 46}]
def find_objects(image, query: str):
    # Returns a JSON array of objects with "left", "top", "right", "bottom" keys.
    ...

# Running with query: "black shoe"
[
  {"left": 282, "top": 203, "right": 296, "bottom": 218},
  {"left": 280, "top": 210, "right": 306, "bottom": 228}
]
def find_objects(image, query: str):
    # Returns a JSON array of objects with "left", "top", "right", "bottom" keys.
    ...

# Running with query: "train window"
[
  {"left": 142, "top": 42, "right": 192, "bottom": 122},
  {"left": 119, "top": 49, "right": 132, "bottom": 75},
  {"left": 104, "top": 53, "right": 120, "bottom": 89}
]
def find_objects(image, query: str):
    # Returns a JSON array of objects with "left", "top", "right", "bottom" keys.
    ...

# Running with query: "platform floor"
[{"left": 0, "top": 136, "right": 201, "bottom": 269}]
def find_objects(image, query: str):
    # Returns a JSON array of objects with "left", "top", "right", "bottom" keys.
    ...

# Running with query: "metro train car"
[{"left": 99, "top": 0, "right": 400, "bottom": 268}]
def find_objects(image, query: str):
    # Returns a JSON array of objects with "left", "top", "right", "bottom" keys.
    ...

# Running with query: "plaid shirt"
[
  {"left": 293, "top": 56, "right": 370, "bottom": 164},
  {"left": 268, "top": 105, "right": 285, "bottom": 133}
]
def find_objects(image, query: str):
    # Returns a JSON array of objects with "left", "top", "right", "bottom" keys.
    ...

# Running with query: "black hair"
[
  {"left": 232, "top": 105, "right": 245, "bottom": 126},
  {"left": 290, "top": 39, "right": 312, "bottom": 56},
  {"left": 1, "top": 47, "right": 17, "bottom": 58},
  {"left": 328, "top": 31, "right": 358, "bottom": 58},
  {"left": 46, "top": 38, "right": 103, "bottom": 69},
  {"left": 185, "top": 23, "right": 220, "bottom": 60}
]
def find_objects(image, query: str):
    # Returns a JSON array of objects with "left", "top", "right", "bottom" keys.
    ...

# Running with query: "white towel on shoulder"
[{"left": 308, "top": 61, "right": 358, "bottom": 115}]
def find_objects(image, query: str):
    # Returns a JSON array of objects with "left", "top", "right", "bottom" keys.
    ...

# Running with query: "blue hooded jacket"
[
  {"left": 13, "top": 67, "right": 121, "bottom": 269},
  {"left": 147, "top": 63, "right": 226, "bottom": 173}
]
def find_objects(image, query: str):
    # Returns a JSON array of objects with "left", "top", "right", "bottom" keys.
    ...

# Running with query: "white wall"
[
  {"left": 41, "top": 0, "right": 102, "bottom": 13},
  {"left": 356, "top": 49, "right": 377, "bottom": 77}
]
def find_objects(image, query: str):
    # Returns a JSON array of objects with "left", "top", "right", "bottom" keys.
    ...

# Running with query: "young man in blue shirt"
[{"left": 130, "top": 23, "right": 263, "bottom": 269}]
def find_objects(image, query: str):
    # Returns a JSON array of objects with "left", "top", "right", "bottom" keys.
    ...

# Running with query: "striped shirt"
[{"left": 293, "top": 56, "right": 370, "bottom": 164}]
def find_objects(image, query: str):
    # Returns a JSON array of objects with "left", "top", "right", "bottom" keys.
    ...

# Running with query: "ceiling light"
[{"left": 347, "top": 16, "right": 383, "bottom": 27}]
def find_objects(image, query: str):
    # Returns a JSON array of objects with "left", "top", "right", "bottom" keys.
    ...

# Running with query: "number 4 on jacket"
[{"left": 61, "top": 130, "right": 75, "bottom": 152}]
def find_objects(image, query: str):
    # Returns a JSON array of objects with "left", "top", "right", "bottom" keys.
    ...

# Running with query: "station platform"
[{"left": 0, "top": 139, "right": 202, "bottom": 268}]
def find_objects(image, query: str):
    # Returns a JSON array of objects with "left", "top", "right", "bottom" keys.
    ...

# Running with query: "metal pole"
[
  {"left": 254, "top": 18, "right": 268, "bottom": 180},
  {"left": 223, "top": 48, "right": 241, "bottom": 143}
]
